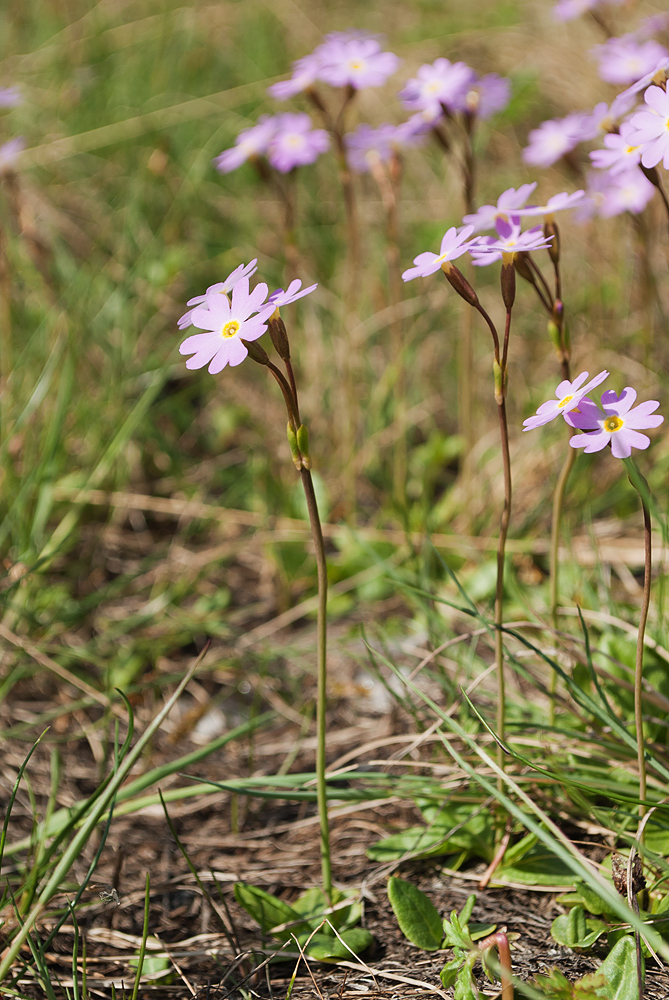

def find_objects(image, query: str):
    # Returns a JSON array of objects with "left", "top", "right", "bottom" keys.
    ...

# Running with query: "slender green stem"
[
  {"left": 299, "top": 465, "right": 332, "bottom": 900},
  {"left": 495, "top": 396, "right": 512, "bottom": 777},
  {"left": 548, "top": 443, "right": 576, "bottom": 725}
]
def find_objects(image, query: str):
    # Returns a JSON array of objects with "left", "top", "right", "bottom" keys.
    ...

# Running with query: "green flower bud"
[
  {"left": 287, "top": 422, "right": 302, "bottom": 469},
  {"left": 296, "top": 424, "right": 311, "bottom": 469}
]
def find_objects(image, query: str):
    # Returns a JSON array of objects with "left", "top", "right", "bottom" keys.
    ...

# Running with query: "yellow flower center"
[
  {"left": 221, "top": 320, "right": 239, "bottom": 339},
  {"left": 557, "top": 394, "right": 574, "bottom": 409},
  {"left": 604, "top": 415, "right": 623, "bottom": 433}
]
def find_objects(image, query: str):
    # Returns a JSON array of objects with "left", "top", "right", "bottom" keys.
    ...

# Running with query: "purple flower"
[
  {"left": 615, "top": 57, "right": 669, "bottom": 104},
  {"left": 522, "top": 370, "right": 609, "bottom": 431},
  {"left": 268, "top": 279, "right": 318, "bottom": 308},
  {"left": 267, "top": 113, "right": 329, "bottom": 172},
  {"left": 577, "top": 167, "right": 655, "bottom": 220},
  {"left": 522, "top": 114, "right": 588, "bottom": 167},
  {"left": 594, "top": 37, "right": 669, "bottom": 86},
  {"left": 589, "top": 122, "right": 641, "bottom": 174},
  {"left": 569, "top": 387, "right": 663, "bottom": 458},
  {"left": 463, "top": 183, "right": 537, "bottom": 234},
  {"left": 553, "top": 0, "right": 600, "bottom": 21},
  {"left": 179, "top": 277, "right": 274, "bottom": 373},
  {"left": 0, "top": 86, "right": 21, "bottom": 108},
  {"left": 344, "top": 121, "right": 425, "bottom": 172},
  {"left": 399, "top": 58, "right": 476, "bottom": 120},
  {"left": 515, "top": 190, "right": 585, "bottom": 219},
  {"left": 470, "top": 218, "right": 553, "bottom": 266},
  {"left": 269, "top": 52, "right": 324, "bottom": 100},
  {"left": 402, "top": 225, "right": 478, "bottom": 281},
  {"left": 317, "top": 37, "right": 399, "bottom": 90},
  {"left": 213, "top": 116, "right": 277, "bottom": 174},
  {"left": 463, "top": 74, "right": 511, "bottom": 119},
  {"left": 0, "top": 137, "right": 24, "bottom": 174},
  {"left": 178, "top": 260, "right": 258, "bottom": 330},
  {"left": 627, "top": 85, "right": 669, "bottom": 170}
]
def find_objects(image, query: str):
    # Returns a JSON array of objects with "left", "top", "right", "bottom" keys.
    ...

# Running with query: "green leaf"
[
  {"left": 531, "top": 966, "right": 608, "bottom": 999},
  {"left": 303, "top": 927, "right": 373, "bottom": 960},
  {"left": 367, "top": 825, "right": 460, "bottom": 861},
  {"left": 387, "top": 877, "right": 443, "bottom": 951},
  {"left": 460, "top": 894, "right": 476, "bottom": 927},
  {"left": 290, "top": 887, "right": 362, "bottom": 933},
  {"left": 551, "top": 907, "right": 608, "bottom": 951},
  {"left": 454, "top": 961, "right": 480, "bottom": 999},
  {"left": 469, "top": 922, "right": 497, "bottom": 941},
  {"left": 582, "top": 937, "right": 641, "bottom": 999},
  {"left": 497, "top": 843, "right": 577, "bottom": 886},
  {"left": 234, "top": 883, "right": 307, "bottom": 941},
  {"left": 440, "top": 949, "right": 467, "bottom": 989}
]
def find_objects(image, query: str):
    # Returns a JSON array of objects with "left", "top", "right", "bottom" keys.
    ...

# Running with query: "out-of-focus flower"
[
  {"left": 593, "top": 36, "right": 669, "bottom": 86},
  {"left": 470, "top": 218, "right": 553, "bottom": 266},
  {"left": 615, "top": 56, "right": 669, "bottom": 104},
  {"left": 522, "top": 113, "right": 587, "bottom": 167},
  {"left": 213, "top": 116, "right": 277, "bottom": 174},
  {"left": 267, "top": 113, "right": 329, "bottom": 172},
  {"left": 0, "top": 87, "right": 21, "bottom": 108},
  {"left": 522, "top": 370, "right": 609, "bottom": 430},
  {"left": 268, "top": 279, "right": 318, "bottom": 308},
  {"left": 462, "top": 73, "right": 511, "bottom": 119},
  {"left": 553, "top": 0, "right": 623, "bottom": 22},
  {"left": 589, "top": 122, "right": 641, "bottom": 174},
  {"left": 0, "top": 137, "right": 24, "bottom": 174},
  {"left": 576, "top": 167, "right": 655, "bottom": 220},
  {"left": 178, "top": 260, "right": 258, "bottom": 331},
  {"left": 344, "top": 121, "right": 425, "bottom": 172},
  {"left": 463, "top": 183, "right": 537, "bottom": 233},
  {"left": 515, "top": 190, "right": 585, "bottom": 218},
  {"left": 269, "top": 52, "right": 324, "bottom": 100},
  {"left": 627, "top": 85, "right": 669, "bottom": 169},
  {"left": 568, "top": 387, "right": 663, "bottom": 458},
  {"left": 317, "top": 36, "right": 399, "bottom": 89},
  {"left": 399, "top": 58, "right": 476, "bottom": 119},
  {"left": 402, "top": 225, "right": 478, "bottom": 280},
  {"left": 178, "top": 277, "right": 274, "bottom": 373}
]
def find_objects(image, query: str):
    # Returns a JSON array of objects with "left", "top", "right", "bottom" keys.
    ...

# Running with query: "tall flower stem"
[
  {"left": 299, "top": 464, "right": 332, "bottom": 899},
  {"left": 625, "top": 459, "right": 652, "bottom": 828},
  {"left": 548, "top": 444, "right": 576, "bottom": 724}
]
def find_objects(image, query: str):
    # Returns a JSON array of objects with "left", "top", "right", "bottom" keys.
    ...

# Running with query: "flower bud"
[
  {"left": 513, "top": 252, "right": 534, "bottom": 284},
  {"left": 543, "top": 218, "right": 560, "bottom": 266},
  {"left": 268, "top": 314, "right": 291, "bottom": 361},
  {"left": 501, "top": 261, "right": 516, "bottom": 311},
  {"left": 287, "top": 422, "right": 302, "bottom": 470},
  {"left": 296, "top": 424, "right": 311, "bottom": 469},
  {"left": 493, "top": 358, "right": 504, "bottom": 404},
  {"left": 443, "top": 264, "right": 479, "bottom": 307},
  {"left": 241, "top": 339, "right": 269, "bottom": 365}
]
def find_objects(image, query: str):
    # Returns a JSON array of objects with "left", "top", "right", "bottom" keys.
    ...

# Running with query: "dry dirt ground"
[{"left": 4, "top": 662, "right": 669, "bottom": 1000}]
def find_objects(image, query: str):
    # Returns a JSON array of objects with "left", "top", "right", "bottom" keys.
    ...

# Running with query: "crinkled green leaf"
[
  {"left": 551, "top": 907, "right": 608, "bottom": 950},
  {"left": 454, "top": 961, "right": 479, "bottom": 1000},
  {"left": 387, "top": 877, "right": 443, "bottom": 951},
  {"left": 302, "top": 927, "right": 373, "bottom": 960},
  {"left": 234, "top": 883, "right": 307, "bottom": 941}
]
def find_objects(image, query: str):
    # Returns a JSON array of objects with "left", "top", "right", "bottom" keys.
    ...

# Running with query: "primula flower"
[
  {"left": 627, "top": 85, "right": 669, "bottom": 170},
  {"left": 463, "top": 183, "right": 537, "bottom": 234},
  {"left": 399, "top": 58, "right": 476, "bottom": 119},
  {"left": 402, "top": 225, "right": 478, "bottom": 281},
  {"left": 214, "top": 116, "right": 277, "bottom": 174},
  {"left": 344, "top": 121, "right": 425, "bottom": 172},
  {"left": 267, "top": 113, "right": 329, "bottom": 172},
  {"left": 593, "top": 37, "right": 669, "bottom": 86},
  {"left": 470, "top": 218, "right": 553, "bottom": 266},
  {"left": 522, "top": 114, "right": 588, "bottom": 167},
  {"left": 589, "top": 122, "right": 641, "bottom": 174},
  {"left": 0, "top": 86, "right": 21, "bottom": 107},
  {"left": 317, "top": 37, "right": 399, "bottom": 89},
  {"left": 522, "top": 370, "right": 609, "bottom": 431},
  {"left": 515, "top": 190, "right": 585, "bottom": 218},
  {"left": 463, "top": 74, "right": 511, "bottom": 119},
  {"left": 178, "top": 277, "right": 274, "bottom": 373},
  {"left": 576, "top": 167, "right": 655, "bottom": 220},
  {"left": 269, "top": 52, "right": 324, "bottom": 100},
  {"left": 0, "top": 137, "right": 24, "bottom": 174},
  {"left": 268, "top": 279, "right": 318, "bottom": 308},
  {"left": 616, "top": 57, "right": 669, "bottom": 104},
  {"left": 178, "top": 260, "right": 258, "bottom": 330},
  {"left": 568, "top": 387, "right": 663, "bottom": 458}
]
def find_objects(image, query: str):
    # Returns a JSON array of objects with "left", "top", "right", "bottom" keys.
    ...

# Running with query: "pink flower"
[
  {"left": 344, "top": 121, "right": 425, "bottom": 172},
  {"left": 522, "top": 371, "right": 609, "bottom": 431},
  {"left": 0, "top": 86, "right": 21, "bottom": 108},
  {"left": 267, "top": 113, "right": 329, "bottom": 172},
  {"left": 213, "top": 116, "right": 277, "bottom": 174},
  {"left": 569, "top": 387, "right": 663, "bottom": 458},
  {"left": 626, "top": 85, "right": 669, "bottom": 170},
  {"left": 593, "top": 37, "right": 669, "bottom": 86},
  {"left": 268, "top": 279, "right": 318, "bottom": 307},
  {"left": 514, "top": 190, "right": 585, "bottom": 218},
  {"left": 576, "top": 168, "right": 655, "bottom": 220},
  {"left": 402, "top": 225, "right": 478, "bottom": 281},
  {"left": 469, "top": 218, "right": 553, "bottom": 266},
  {"left": 463, "top": 183, "right": 537, "bottom": 234},
  {"left": 269, "top": 52, "right": 324, "bottom": 100},
  {"left": 462, "top": 74, "right": 511, "bottom": 119},
  {"left": 178, "top": 277, "right": 274, "bottom": 373},
  {"left": 589, "top": 122, "right": 641, "bottom": 175},
  {"left": 317, "top": 37, "right": 399, "bottom": 90},
  {"left": 178, "top": 260, "right": 258, "bottom": 331},
  {"left": 615, "top": 57, "right": 669, "bottom": 104},
  {"left": 399, "top": 58, "right": 476, "bottom": 119},
  {"left": 522, "top": 114, "right": 588, "bottom": 167},
  {"left": 0, "top": 137, "right": 24, "bottom": 174}
]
